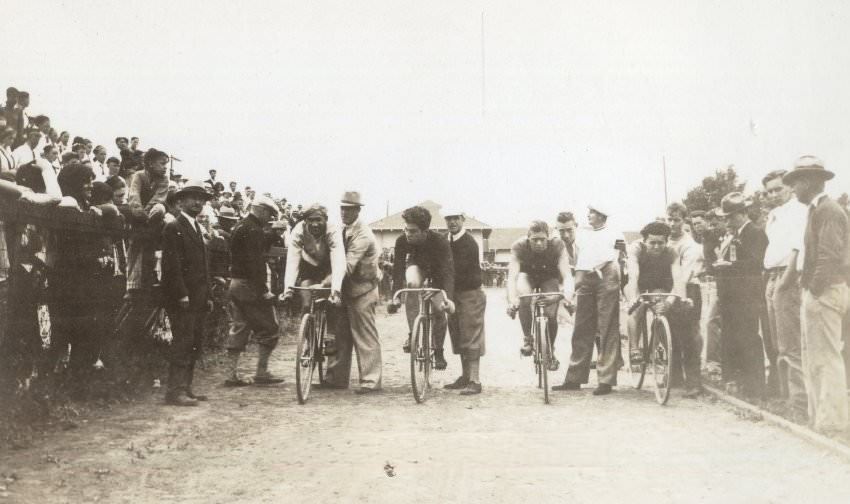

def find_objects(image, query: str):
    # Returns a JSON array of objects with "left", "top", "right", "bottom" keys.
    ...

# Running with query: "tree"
[{"left": 683, "top": 165, "right": 746, "bottom": 212}]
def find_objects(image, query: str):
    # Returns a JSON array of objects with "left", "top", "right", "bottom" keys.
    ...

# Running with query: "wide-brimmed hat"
[
  {"left": 251, "top": 195, "right": 280, "bottom": 217},
  {"left": 218, "top": 206, "right": 239, "bottom": 220},
  {"left": 174, "top": 180, "right": 214, "bottom": 201},
  {"left": 715, "top": 192, "right": 749, "bottom": 217},
  {"left": 340, "top": 190, "right": 364, "bottom": 207},
  {"left": 782, "top": 155, "right": 834, "bottom": 185}
]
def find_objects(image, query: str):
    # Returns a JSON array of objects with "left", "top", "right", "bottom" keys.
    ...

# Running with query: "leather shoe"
[
  {"left": 253, "top": 374, "right": 285, "bottom": 385},
  {"left": 165, "top": 392, "right": 198, "bottom": 407},
  {"left": 460, "top": 382, "right": 482, "bottom": 395},
  {"left": 552, "top": 382, "right": 581, "bottom": 391},
  {"left": 403, "top": 336, "right": 411, "bottom": 353},
  {"left": 444, "top": 376, "right": 469, "bottom": 390},
  {"left": 187, "top": 390, "right": 208, "bottom": 401},
  {"left": 317, "top": 382, "right": 348, "bottom": 390},
  {"left": 434, "top": 351, "right": 447, "bottom": 370},
  {"left": 593, "top": 383, "right": 613, "bottom": 396},
  {"left": 520, "top": 343, "right": 533, "bottom": 356},
  {"left": 354, "top": 387, "right": 380, "bottom": 395}
]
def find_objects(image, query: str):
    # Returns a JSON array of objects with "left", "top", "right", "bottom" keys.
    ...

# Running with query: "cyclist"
[
  {"left": 387, "top": 206, "right": 455, "bottom": 370},
  {"left": 281, "top": 204, "right": 345, "bottom": 350},
  {"left": 505, "top": 220, "right": 573, "bottom": 371},
  {"left": 624, "top": 220, "right": 701, "bottom": 398}
]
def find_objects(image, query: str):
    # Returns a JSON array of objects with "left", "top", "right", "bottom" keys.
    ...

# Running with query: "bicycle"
[
  {"left": 626, "top": 292, "right": 681, "bottom": 405},
  {"left": 511, "top": 290, "right": 565, "bottom": 405},
  {"left": 288, "top": 286, "right": 333, "bottom": 404},
  {"left": 392, "top": 286, "right": 449, "bottom": 403}
]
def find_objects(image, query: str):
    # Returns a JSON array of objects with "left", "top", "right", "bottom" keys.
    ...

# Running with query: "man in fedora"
[
  {"left": 784, "top": 156, "right": 850, "bottom": 434},
  {"left": 443, "top": 207, "right": 487, "bottom": 395},
  {"left": 161, "top": 180, "right": 215, "bottom": 406},
  {"left": 714, "top": 192, "right": 768, "bottom": 399},
  {"left": 224, "top": 195, "right": 286, "bottom": 386},
  {"left": 324, "top": 191, "right": 383, "bottom": 393}
]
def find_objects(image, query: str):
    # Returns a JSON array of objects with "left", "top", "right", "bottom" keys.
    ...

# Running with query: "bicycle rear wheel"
[
  {"left": 650, "top": 315, "right": 673, "bottom": 405},
  {"left": 295, "top": 313, "right": 316, "bottom": 404},
  {"left": 537, "top": 317, "right": 550, "bottom": 405},
  {"left": 410, "top": 315, "right": 429, "bottom": 403}
]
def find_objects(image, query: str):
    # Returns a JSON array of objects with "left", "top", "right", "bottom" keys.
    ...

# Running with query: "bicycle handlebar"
[
  {"left": 627, "top": 292, "right": 683, "bottom": 315},
  {"left": 289, "top": 286, "right": 333, "bottom": 292},
  {"left": 517, "top": 292, "right": 566, "bottom": 301},
  {"left": 392, "top": 288, "right": 448, "bottom": 304}
]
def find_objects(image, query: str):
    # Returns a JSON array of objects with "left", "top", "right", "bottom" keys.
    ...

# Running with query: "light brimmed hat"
[
  {"left": 715, "top": 192, "right": 749, "bottom": 217},
  {"left": 340, "top": 190, "right": 364, "bottom": 207},
  {"left": 217, "top": 206, "right": 239, "bottom": 220},
  {"left": 782, "top": 155, "right": 834, "bottom": 185},
  {"left": 587, "top": 204, "right": 609, "bottom": 217},
  {"left": 442, "top": 207, "right": 465, "bottom": 218},
  {"left": 174, "top": 180, "right": 214, "bottom": 201},
  {"left": 251, "top": 195, "right": 280, "bottom": 217}
]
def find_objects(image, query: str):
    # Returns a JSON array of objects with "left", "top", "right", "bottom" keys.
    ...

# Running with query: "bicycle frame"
[
  {"left": 393, "top": 287, "right": 448, "bottom": 403},
  {"left": 518, "top": 291, "right": 565, "bottom": 404},
  {"left": 627, "top": 292, "right": 681, "bottom": 405},
  {"left": 291, "top": 286, "right": 332, "bottom": 404}
]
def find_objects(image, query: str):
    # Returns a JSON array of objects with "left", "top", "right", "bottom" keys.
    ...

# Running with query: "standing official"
[
  {"left": 785, "top": 156, "right": 850, "bottom": 434},
  {"left": 325, "top": 191, "right": 383, "bottom": 393},
  {"left": 715, "top": 192, "right": 769, "bottom": 399},
  {"left": 161, "top": 181, "right": 214, "bottom": 406},
  {"left": 443, "top": 208, "right": 487, "bottom": 395},
  {"left": 224, "top": 195, "right": 285, "bottom": 386}
]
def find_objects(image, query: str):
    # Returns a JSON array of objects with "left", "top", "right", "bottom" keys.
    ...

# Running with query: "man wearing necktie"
[
  {"left": 714, "top": 192, "right": 769, "bottom": 399},
  {"left": 324, "top": 191, "right": 383, "bottom": 393},
  {"left": 161, "top": 180, "right": 215, "bottom": 406}
]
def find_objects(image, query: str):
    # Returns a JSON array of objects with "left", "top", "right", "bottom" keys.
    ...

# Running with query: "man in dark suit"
[
  {"left": 785, "top": 156, "right": 850, "bottom": 434},
  {"left": 715, "top": 192, "right": 769, "bottom": 399},
  {"left": 161, "top": 180, "right": 214, "bottom": 406}
]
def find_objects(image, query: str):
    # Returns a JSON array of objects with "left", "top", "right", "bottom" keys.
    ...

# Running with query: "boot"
[{"left": 254, "top": 345, "right": 284, "bottom": 384}]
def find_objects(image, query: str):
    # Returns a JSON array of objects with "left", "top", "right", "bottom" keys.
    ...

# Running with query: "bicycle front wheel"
[
  {"left": 649, "top": 315, "right": 673, "bottom": 405},
  {"left": 632, "top": 311, "right": 650, "bottom": 389},
  {"left": 295, "top": 313, "right": 316, "bottom": 404},
  {"left": 316, "top": 309, "right": 327, "bottom": 385},
  {"left": 410, "top": 315, "right": 430, "bottom": 403},
  {"left": 537, "top": 317, "right": 550, "bottom": 405}
]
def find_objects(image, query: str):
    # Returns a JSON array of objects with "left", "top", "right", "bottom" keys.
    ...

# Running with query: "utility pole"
[
  {"left": 481, "top": 10, "right": 486, "bottom": 117},
  {"left": 662, "top": 156, "right": 669, "bottom": 208}
]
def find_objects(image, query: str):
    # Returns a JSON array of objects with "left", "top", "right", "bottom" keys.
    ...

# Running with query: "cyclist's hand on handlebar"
[
  {"left": 277, "top": 290, "right": 293, "bottom": 304},
  {"left": 329, "top": 291, "right": 342, "bottom": 306},
  {"left": 387, "top": 300, "right": 401, "bottom": 314},
  {"left": 442, "top": 299, "right": 455, "bottom": 314}
]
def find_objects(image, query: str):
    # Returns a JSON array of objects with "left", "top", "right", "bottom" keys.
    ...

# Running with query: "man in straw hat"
[
  {"left": 442, "top": 207, "right": 487, "bottom": 395},
  {"left": 554, "top": 204, "right": 622, "bottom": 395},
  {"left": 714, "top": 191, "right": 769, "bottom": 399},
  {"left": 161, "top": 180, "right": 215, "bottom": 406},
  {"left": 784, "top": 155, "right": 850, "bottom": 434},
  {"left": 324, "top": 191, "right": 384, "bottom": 393},
  {"left": 223, "top": 195, "right": 286, "bottom": 386}
]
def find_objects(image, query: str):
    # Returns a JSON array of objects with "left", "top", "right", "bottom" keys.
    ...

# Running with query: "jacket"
[{"left": 161, "top": 214, "right": 210, "bottom": 311}]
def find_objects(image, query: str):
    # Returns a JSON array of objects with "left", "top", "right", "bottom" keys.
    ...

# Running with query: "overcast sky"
[{"left": 5, "top": 1, "right": 849, "bottom": 229}]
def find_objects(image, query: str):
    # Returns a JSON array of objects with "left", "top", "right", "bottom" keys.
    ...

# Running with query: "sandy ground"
[{"left": 2, "top": 288, "right": 850, "bottom": 503}]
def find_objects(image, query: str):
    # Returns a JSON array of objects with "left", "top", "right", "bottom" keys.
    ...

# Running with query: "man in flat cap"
[
  {"left": 714, "top": 191, "right": 769, "bottom": 399},
  {"left": 785, "top": 156, "right": 850, "bottom": 434},
  {"left": 223, "top": 195, "right": 285, "bottom": 386},
  {"left": 555, "top": 205, "right": 622, "bottom": 395},
  {"left": 443, "top": 207, "right": 487, "bottom": 395},
  {"left": 324, "top": 191, "right": 384, "bottom": 393},
  {"left": 161, "top": 180, "right": 215, "bottom": 406}
]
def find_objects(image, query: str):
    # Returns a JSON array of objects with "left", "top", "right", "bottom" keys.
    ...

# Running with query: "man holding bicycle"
[
  {"left": 624, "top": 220, "right": 702, "bottom": 398},
  {"left": 506, "top": 220, "right": 573, "bottom": 371},
  {"left": 387, "top": 206, "right": 455, "bottom": 370}
]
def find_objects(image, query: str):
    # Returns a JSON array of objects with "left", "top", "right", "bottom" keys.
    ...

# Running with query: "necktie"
[
  {"left": 194, "top": 221, "right": 203, "bottom": 237},
  {"left": 342, "top": 227, "right": 350, "bottom": 252}
]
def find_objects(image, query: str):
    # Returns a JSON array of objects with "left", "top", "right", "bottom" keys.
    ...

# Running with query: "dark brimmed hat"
[
  {"left": 782, "top": 155, "right": 834, "bottom": 185},
  {"left": 174, "top": 180, "right": 214, "bottom": 201},
  {"left": 716, "top": 192, "right": 749, "bottom": 217}
]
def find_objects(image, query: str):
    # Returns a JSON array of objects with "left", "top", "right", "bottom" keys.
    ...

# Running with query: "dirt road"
[{"left": 2, "top": 289, "right": 850, "bottom": 503}]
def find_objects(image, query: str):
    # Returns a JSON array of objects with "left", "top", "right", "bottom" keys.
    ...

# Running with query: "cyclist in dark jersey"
[{"left": 506, "top": 220, "right": 573, "bottom": 369}]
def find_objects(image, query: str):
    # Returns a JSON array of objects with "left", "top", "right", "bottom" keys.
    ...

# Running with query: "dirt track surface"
[{"left": 2, "top": 289, "right": 850, "bottom": 503}]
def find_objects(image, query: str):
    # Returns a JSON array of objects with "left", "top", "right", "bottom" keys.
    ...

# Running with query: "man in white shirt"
[
  {"left": 91, "top": 145, "right": 109, "bottom": 181},
  {"left": 762, "top": 169, "right": 808, "bottom": 415},
  {"left": 34, "top": 144, "right": 63, "bottom": 197},
  {"left": 554, "top": 204, "right": 625, "bottom": 395},
  {"left": 12, "top": 129, "right": 41, "bottom": 167}
]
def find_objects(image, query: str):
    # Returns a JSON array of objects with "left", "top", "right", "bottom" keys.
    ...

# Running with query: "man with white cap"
[
  {"left": 223, "top": 195, "right": 286, "bottom": 386},
  {"left": 554, "top": 204, "right": 625, "bottom": 396},
  {"left": 785, "top": 155, "right": 850, "bottom": 434},
  {"left": 443, "top": 207, "right": 487, "bottom": 395},
  {"left": 324, "top": 191, "right": 384, "bottom": 393}
]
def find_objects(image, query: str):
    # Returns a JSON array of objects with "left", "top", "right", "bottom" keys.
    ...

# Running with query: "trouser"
[
  {"left": 765, "top": 270, "right": 806, "bottom": 412},
  {"left": 326, "top": 287, "right": 382, "bottom": 389},
  {"left": 802, "top": 284, "right": 850, "bottom": 432},
  {"left": 718, "top": 277, "right": 765, "bottom": 398},
  {"left": 516, "top": 274, "right": 560, "bottom": 347},
  {"left": 704, "top": 280, "right": 722, "bottom": 363},
  {"left": 669, "top": 284, "right": 703, "bottom": 389},
  {"left": 403, "top": 265, "right": 447, "bottom": 350},
  {"left": 226, "top": 279, "right": 280, "bottom": 352},
  {"left": 448, "top": 288, "right": 487, "bottom": 359},
  {"left": 166, "top": 307, "right": 206, "bottom": 396},
  {"left": 565, "top": 263, "right": 621, "bottom": 386},
  {"left": 759, "top": 274, "right": 778, "bottom": 389}
]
